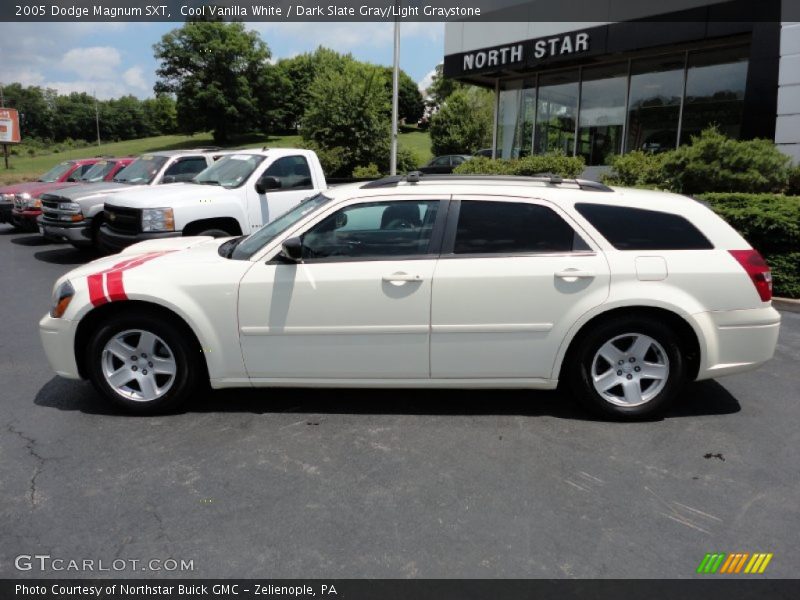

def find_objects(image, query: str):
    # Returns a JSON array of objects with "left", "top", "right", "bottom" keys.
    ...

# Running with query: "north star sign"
[{"left": 460, "top": 32, "right": 591, "bottom": 73}]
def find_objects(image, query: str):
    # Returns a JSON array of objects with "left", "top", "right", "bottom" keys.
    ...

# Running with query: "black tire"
[
  {"left": 565, "top": 316, "right": 687, "bottom": 420},
  {"left": 90, "top": 215, "right": 105, "bottom": 251},
  {"left": 190, "top": 228, "right": 231, "bottom": 238},
  {"left": 85, "top": 311, "right": 203, "bottom": 414}
]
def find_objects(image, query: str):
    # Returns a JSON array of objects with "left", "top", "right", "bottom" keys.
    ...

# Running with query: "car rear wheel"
[
  {"left": 567, "top": 317, "right": 686, "bottom": 420},
  {"left": 86, "top": 313, "right": 201, "bottom": 414}
]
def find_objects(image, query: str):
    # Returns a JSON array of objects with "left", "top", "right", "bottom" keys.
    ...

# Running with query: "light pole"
[{"left": 389, "top": 2, "right": 400, "bottom": 175}]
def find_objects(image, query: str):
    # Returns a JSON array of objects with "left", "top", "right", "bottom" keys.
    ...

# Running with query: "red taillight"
[{"left": 729, "top": 249, "right": 772, "bottom": 302}]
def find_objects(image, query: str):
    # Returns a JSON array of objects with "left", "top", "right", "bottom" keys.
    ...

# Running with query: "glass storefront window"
[
  {"left": 489, "top": 42, "right": 750, "bottom": 165},
  {"left": 535, "top": 70, "right": 579, "bottom": 156},
  {"left": 578, "top": 63, "right": 628, "bottom": 166},
  {"left": 626, "top": 54, "right": 685, "bottom": 154},
  {"left": 679, "top": 45, "right": 749, "bottom": 145}
]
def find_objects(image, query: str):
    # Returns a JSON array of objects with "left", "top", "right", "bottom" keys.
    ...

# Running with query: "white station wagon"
[{"left": 39, "top": 174, "right": 781, "bottom": 419}]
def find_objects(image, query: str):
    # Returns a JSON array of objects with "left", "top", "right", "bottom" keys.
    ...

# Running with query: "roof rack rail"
[{"left": 360, "top": 172, "right": 613, "bottom": 192}]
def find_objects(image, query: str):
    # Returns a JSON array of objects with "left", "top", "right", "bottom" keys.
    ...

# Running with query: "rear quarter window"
[{"left": 575, "top": 203, "right": 713, "bottom": 250}]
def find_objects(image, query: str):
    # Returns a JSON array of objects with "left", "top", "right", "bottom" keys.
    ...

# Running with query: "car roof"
[{"left": 324, "top": 174, "right": 698, "bottom": 211}]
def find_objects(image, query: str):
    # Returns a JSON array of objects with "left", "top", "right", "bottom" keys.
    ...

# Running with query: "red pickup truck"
[{"left": 4, "top": 157, "right": 132, "bottom": 231}]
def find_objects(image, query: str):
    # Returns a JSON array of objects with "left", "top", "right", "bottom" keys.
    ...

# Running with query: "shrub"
[
  {"left": 454, "top": 152, "right": 585, "bottom": 178},
  {"left": 396, "top": 147, "right": 421, "bottom": 173},
  {"left": 787, "top": 165, "right": 800, "bottom": 196},
  {"left": 603, "top": 151, "right": 668, "bottom": 187},
  {"left": 352, "top": 163, "right": 381, "bottom": 179},
  {"left": 661, "top": 127, "right": 791, "bottom": 194},
  {"left": 699, "top": 193, "right": 800, "bottom": 298}
]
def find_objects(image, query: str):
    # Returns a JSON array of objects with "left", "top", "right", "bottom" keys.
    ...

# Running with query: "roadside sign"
[{"left": 0, "top": 108, "right": 21, "bottom": 144}]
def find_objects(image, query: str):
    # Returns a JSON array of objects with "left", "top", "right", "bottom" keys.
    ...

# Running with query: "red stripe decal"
[{"left": 87, "top": 251, "right": 173, "bottom": 307}]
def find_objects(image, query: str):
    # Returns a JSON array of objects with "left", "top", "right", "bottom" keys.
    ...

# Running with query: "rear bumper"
[
  {"left": 39, "top": 314, "right": 81, "bottom": 380},
  {"left": 694, "top": 306, "right": 781, "bottom": 380},
  {"left": 99, "top": 224, "right": 181, "bottom": 253}
]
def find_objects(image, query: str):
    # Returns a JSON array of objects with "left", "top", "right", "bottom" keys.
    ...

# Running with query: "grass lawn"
[{"left": 0, "top": 130, "right": 431, "bottom": 186}]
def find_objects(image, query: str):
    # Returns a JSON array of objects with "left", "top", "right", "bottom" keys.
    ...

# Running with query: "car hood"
[
  {"left": 104, "top": 183, "right": 236, "bottom": 209},
  {"left": 0, "top": 181, "right": 68, "bottom": 195},
  {"left": 62, "top": 236, "right": 224, "bottom": 281},
  {"left": 43, "top": 182, "right": 132, "bottom": 201}
]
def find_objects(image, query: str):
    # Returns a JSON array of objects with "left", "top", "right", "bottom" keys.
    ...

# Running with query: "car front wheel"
[
  {"left": 86, "top": 313, "right": 201, "bottom": 414},
  {"left": 567, "top": 317, "right": 686, "bottom": 420}
]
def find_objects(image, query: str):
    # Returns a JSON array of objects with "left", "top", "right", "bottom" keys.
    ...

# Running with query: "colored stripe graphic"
[
  {"left": 698, "top": 552, "right": 773, "bottom": 574},
  {"left": 719, "top": 554, "right": 736, "bottom": 574},
  {"left": 87, "top": 251, "right": 172, "bottom": 307}
]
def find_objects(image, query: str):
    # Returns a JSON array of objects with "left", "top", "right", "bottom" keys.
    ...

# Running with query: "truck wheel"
[
  {"left": 191, "top": 228, "right": 232, "bottom": 238},
  {"left": 85, "top": 312, "right": 202, "bottom": 414},
  {"left": 566, "top": 316, "right": 686, "bottom": 420}
]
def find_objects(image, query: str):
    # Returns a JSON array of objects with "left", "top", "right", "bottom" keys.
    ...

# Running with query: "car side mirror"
[
  {"left": 66, "top": 177, "right": 76, "bottom": 182},
  {"left": 280, "top": 237, "right": 303, "bottom": 262},
  {"left": 161, "top": 175, "right": 176, "bottom": 184},
  {"left": 256, "top": 175, "right": 281, "bottom": 194}
]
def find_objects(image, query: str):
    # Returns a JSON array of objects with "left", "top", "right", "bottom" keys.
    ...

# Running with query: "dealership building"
[{"left": 443, "top": 0, "right": 800, "bottom": 169}]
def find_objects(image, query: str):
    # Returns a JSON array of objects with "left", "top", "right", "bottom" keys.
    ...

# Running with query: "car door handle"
[
  {"left": 555, "top": 269, "right": 596, "bottom": 281},
  {"left": 382, "top": 272, "right": 423, "bottom": 283}
]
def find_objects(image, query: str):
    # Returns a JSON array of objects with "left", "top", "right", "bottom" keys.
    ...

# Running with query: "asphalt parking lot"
[{"left": 0, "top": 225, "right": 798, "bottom": 579}]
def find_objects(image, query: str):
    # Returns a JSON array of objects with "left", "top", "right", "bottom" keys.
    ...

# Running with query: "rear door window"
[{"left": 450, "top": 200, "right": 588, "bottom": 255}]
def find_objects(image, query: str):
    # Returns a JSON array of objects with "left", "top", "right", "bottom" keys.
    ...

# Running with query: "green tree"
[
  {"left": 429, "top": 87, "right": 493, "bottom": 155},
  {"left": 381, "top": 67, "right": 425, "bottom": 125},
  {"left": 142, "top": 94, "right": 178, "bottom": 135},
  {"left": 153, "top": 20, "right": 277, "bottom": 143},
  {"left": 274, "top": 48, "right": 352, "bottom": 132},
  {"left": 300, "top": 59, "right": 391, "bottom": 176},
  {"left": 0, "top": 83, "right": 56, "bottom": 140},
  {"left": 426, "top": 63, "right": 464, "bottom": 109}
]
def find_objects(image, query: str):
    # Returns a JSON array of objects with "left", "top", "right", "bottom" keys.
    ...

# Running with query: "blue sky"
[{"left": 0, "top": 22, "right": 444, "bottom": 99}]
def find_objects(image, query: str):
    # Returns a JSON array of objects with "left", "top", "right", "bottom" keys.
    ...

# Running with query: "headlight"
[
  {"left": 18, "top": 192, "right": 32, "bottom": 201},
  {"left": 1, "top": 193, "right": 14, "bottom": 202},
  {"left": 141, "top": 208, "right": 175, "bottom": 232},
  {"left": 50, "top": 280, "right": 75, "bottom": 318},
  {"left": 31, "top": 198, "right": 42, "bottom": 209}
]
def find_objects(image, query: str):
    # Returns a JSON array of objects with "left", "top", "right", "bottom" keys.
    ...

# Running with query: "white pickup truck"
[{"left": 98, "top": 148, "right": 326, "bottom": 253}]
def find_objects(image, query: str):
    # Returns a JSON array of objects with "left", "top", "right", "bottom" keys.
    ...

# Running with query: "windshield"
[
  {"left": 113, "top": 155, "right": 168, "bottom": 185},
  {"left": 231, "top": 193, "right": 333, "bottom": 260},
  {"left": 78, "top": 161, "right": 116, "bottom": 183},
  {"left": 193, "top": 154, "right": 265, "bottom": 188},
  {"left": 38, "top": 162, "right": 73, "bottom": 183}
]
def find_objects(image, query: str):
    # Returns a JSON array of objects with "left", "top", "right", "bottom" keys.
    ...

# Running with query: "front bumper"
[
  {"left": 40, "top": 218, "right": 91, "bottom": 245},
  {"left": 99, "top": 224, "right": 182, "bottom": 253},
  {"left": 694, "top": 306, "right": 781, "bottom": 380},
  {"left": 39, "top": 314, "right": 82, "bottom": 380},
  {"left": 11, "top": 208, "right": 42, "bottom": 231}
]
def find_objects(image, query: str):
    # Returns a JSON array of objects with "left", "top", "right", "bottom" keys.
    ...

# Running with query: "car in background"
[
  {"left": 0, "top": 158, "right": 102, "bottom": 226},
  {"left": 39, "top": 149, "right": 225, "bottom": 250},
  {"left": 474, "top": 148, "right": 494, "bottom": 158},
  {"left": 39, "top": 174, "right": 779, "bottom": 419},
  {"left": 10, "top": 158, "right": 135, "bottom": 233},
  {"left": 418, "top": 154, "right": 472, "bottom": 174}
]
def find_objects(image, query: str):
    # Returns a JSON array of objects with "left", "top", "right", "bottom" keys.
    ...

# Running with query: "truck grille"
[
  {"left": 104, "top": 204, "right": 141, "bottom": 235},
  {"left": 40, "top": 195, "right": 64, "bottom": 222}
]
